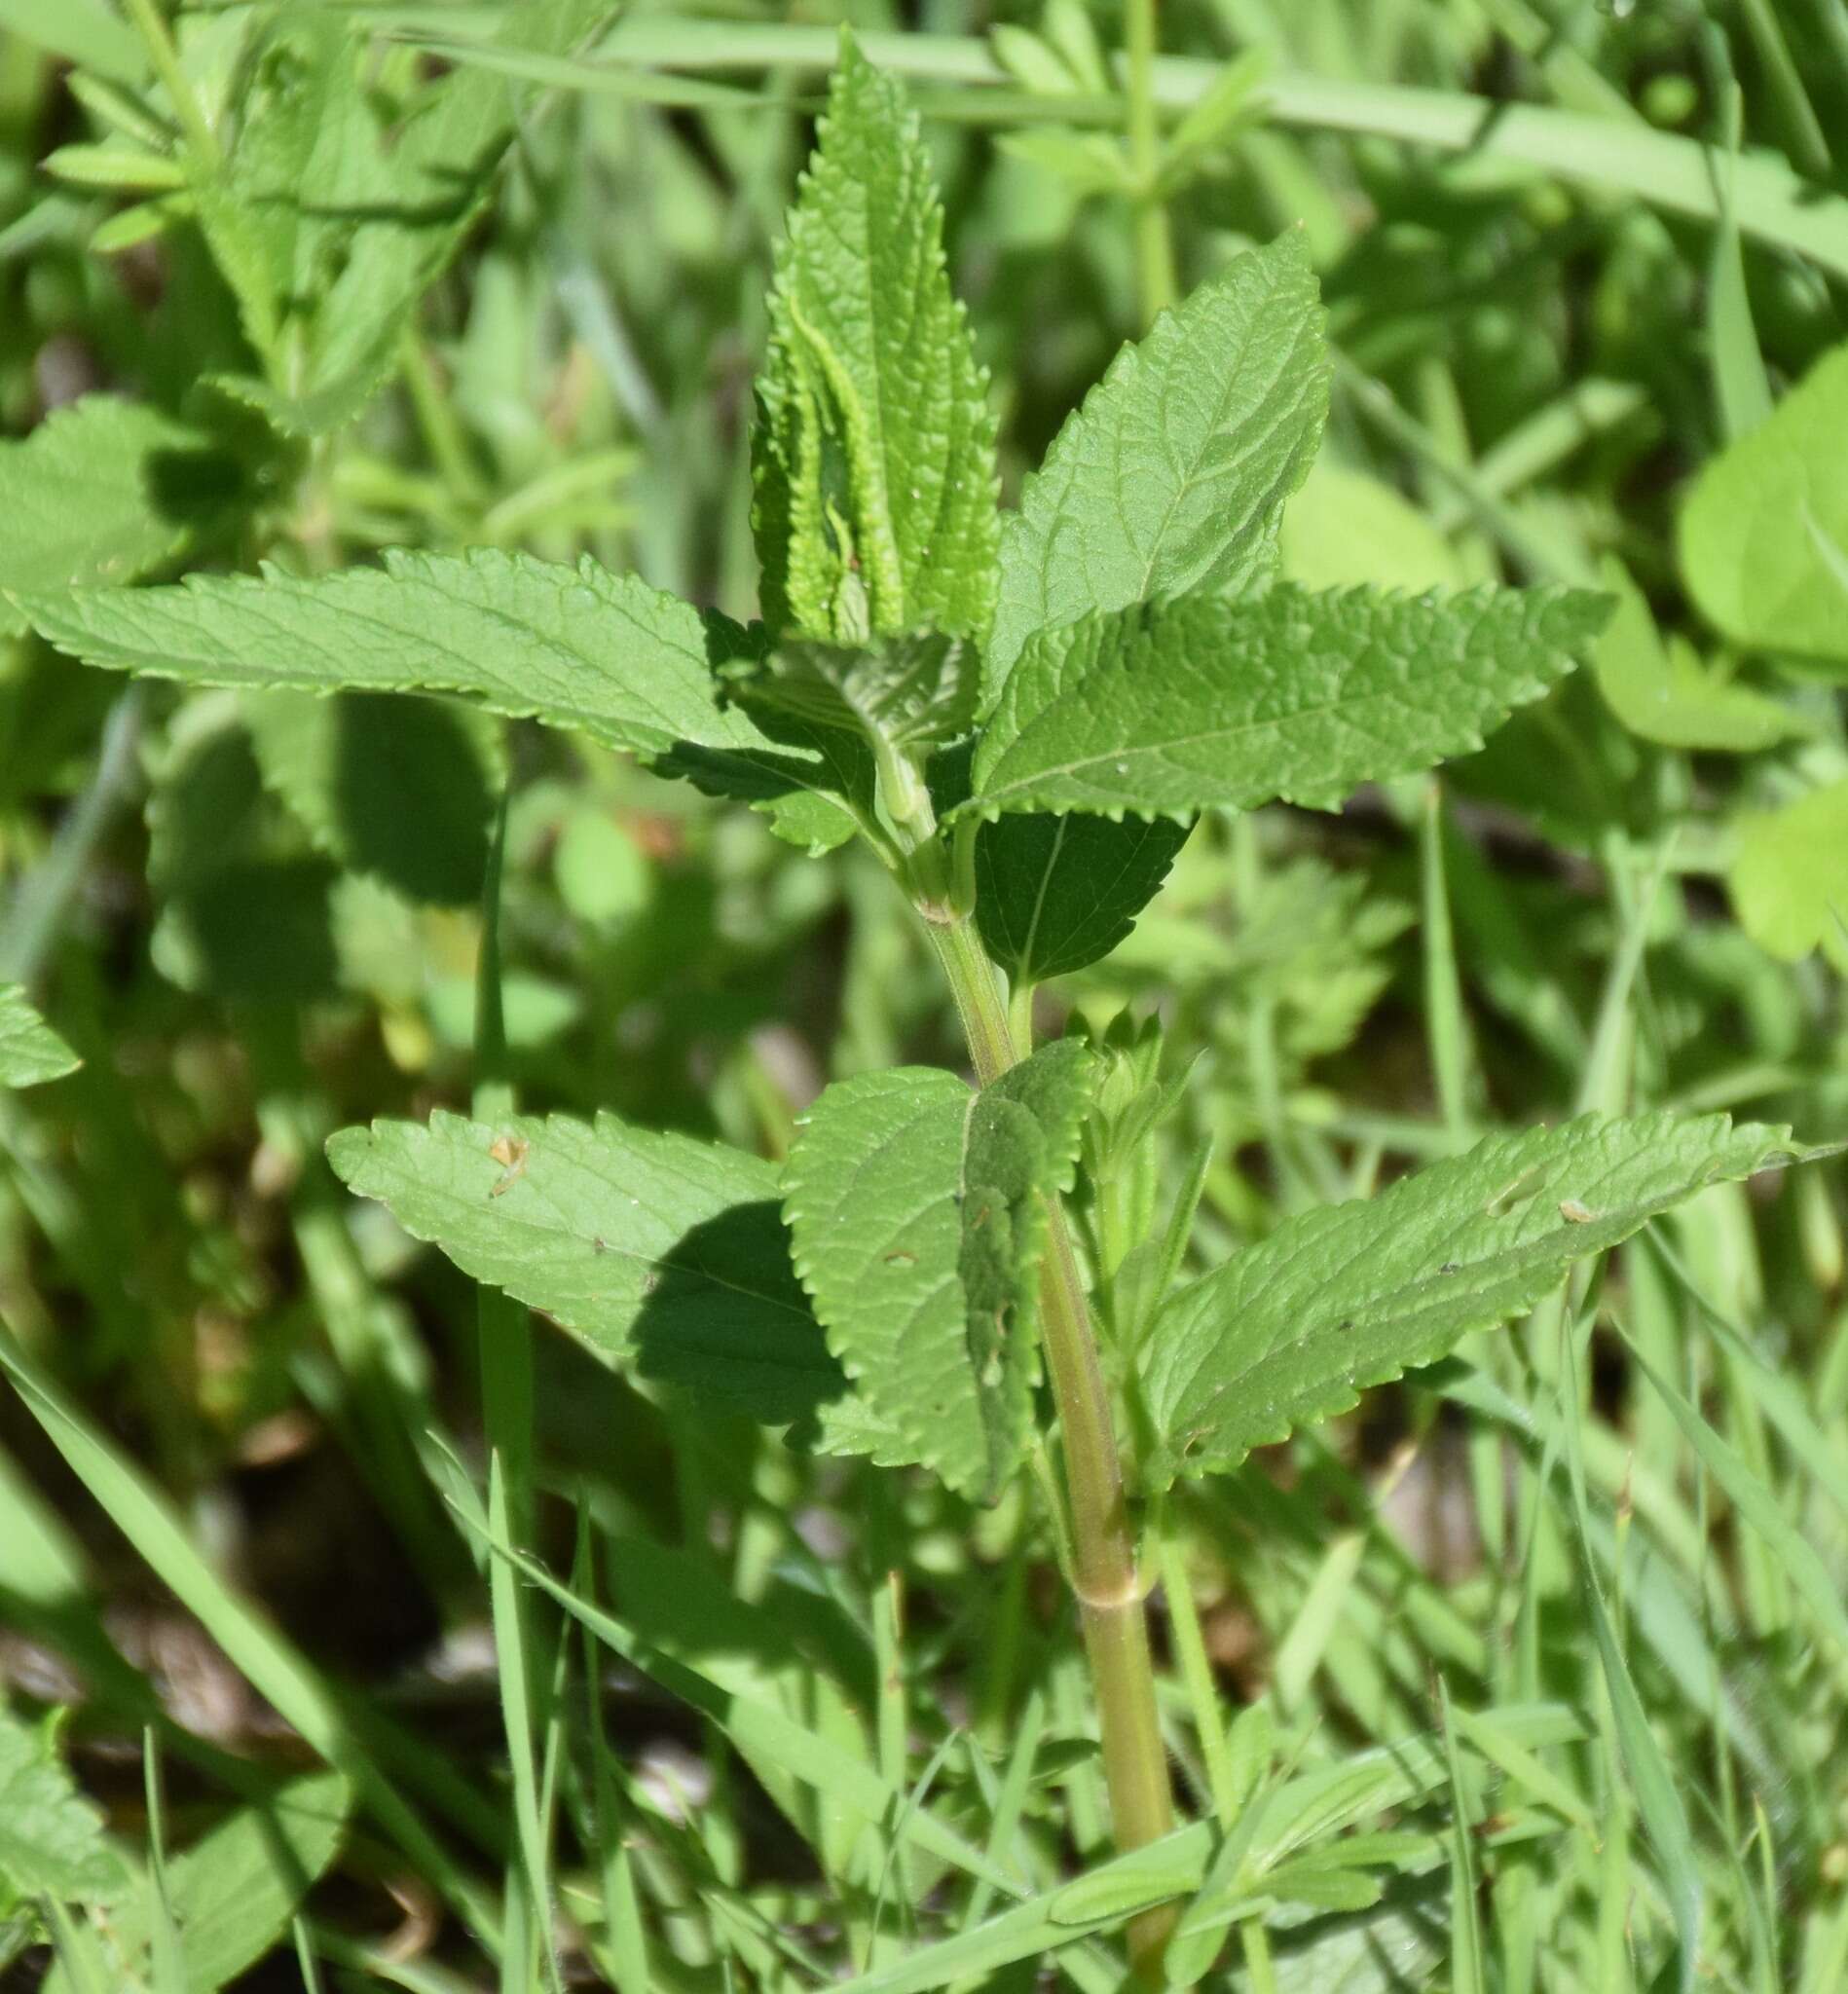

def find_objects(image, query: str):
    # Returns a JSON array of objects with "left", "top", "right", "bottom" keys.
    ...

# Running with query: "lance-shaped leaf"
[
  {"left": 961, "top": 584, "right": 1610, "bottom": 825},
  {"left": 974, "top": 812, "right": 1191, "bottom": 987},
  {"left": 13, "top": 550, "right": 865, "bottom": 851},
  {"left": 753, "top": 33, "right": 999, "bottom": 646},
  {"left": 785, "top": 1040, "right": 1093, "bottom": 1501},
  {"left": 327, "top": 1109, "right": 859, "bottom": 1438},
  {"left": 0, "top": 987, "right": 79, "bottom": 1089},
  {"left": 984, "top": 230, "right": 1328, "bottom": 700},
  {"left": 1142, "top": 1112, "right": 1794, "bottom": 1486}
]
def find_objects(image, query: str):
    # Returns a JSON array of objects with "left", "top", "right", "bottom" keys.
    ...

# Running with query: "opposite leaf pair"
[
  {"left": 18, "top": 34, "right": 1609, "bottom": 1007},
  {"left": 325, "top": 1069, "right": 1796, "bottom": 1515}
]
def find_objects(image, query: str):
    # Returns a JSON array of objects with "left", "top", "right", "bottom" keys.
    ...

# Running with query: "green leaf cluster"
[{"left": 15, "top": 34, "right": 1661, "bottom": 1503}]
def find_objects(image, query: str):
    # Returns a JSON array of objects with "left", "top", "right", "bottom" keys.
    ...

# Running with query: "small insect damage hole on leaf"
[
  {"left": 487, "top": 1134, "right": 529, "bottom": 1198},
  {"left": 884, "top": 1249, "right": 917, "bottom": 1266},
  {"left": 1438, "top": 1261, "right": 1461, "bottom": 1275}
]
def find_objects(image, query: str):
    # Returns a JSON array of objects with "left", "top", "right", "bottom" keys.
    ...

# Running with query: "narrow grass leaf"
[
  {"left": 0, "top": 1333, "right": 499, "bottom": 1950},
  {"left": 1621, "top": 1331, "right": 1848, "bottom": 1657},
  {"left": 470, "top": 1529, "right": 1022, "bottom": 1902},
  {"left": 1648, "top": 1231, "right": 1848, "bottom": 1526},
  {"left": 826, "top": 1705, "right": 1583, "bottom": 1993}
]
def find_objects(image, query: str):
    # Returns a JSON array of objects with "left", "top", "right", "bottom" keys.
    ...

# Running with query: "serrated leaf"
[
  {"left": 243, "top": 690, "right": 502, "bottom": 905},
  {"left": 1728, "top": 779, "right": 1848, "bottom": 969},
  {"left": 753, "top": 33, "right": 999, "bottom": 646},
  {"left": 785, "top": 1040, "right": 1093, "bottom": 1500},
  {"left": 0, "top": 1703, "right": 126, "bottom": 1903},
  {"left": 13, "top": 550, "right": 864, "bottom": 852},
  {"left": 985, "top": 231, "right": 1328, "bottom": 701},
  {"left": 735, "top": 630, "right": 979, "bottom": 756},
  {"left": 963, "top": 584, "right": 1609, "bottom": 824},
  {"left": 1143, "top": 1112, "right": 1793, "bottom": 1485},
  {"left": 1591, "top": 555, "right": 1799, "bottom": 751},
  {"left": 1680, "top": 340, "right": 1848, "bottom": 666},
  {"left": 974, "top": 812, "right": 1190, "bottom": 986},
  {"left": 0, "top": 987, "right": 79, "bottom": 1089},
  {"left": 0, "top": 398, "right": 247, "bottom": 635},
  {"left": 328, "top": 1109, "right": 859, "bottom": 1437}
]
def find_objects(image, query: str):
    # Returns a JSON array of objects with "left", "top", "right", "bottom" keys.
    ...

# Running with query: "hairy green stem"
[
  {"left": 121, "top": 0, "right": 221, "bottom": 171},
  {"left": 1125, "top": 0, "right": 1176, "bottom": 327},
  {"left": 925, "top": 916, "right": 1176, "bottom": 1980}
]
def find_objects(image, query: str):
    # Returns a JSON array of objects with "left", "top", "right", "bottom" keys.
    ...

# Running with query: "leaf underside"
[
  {"left": 1143, "top": 1111, "right": 1793, "bottom": 1486},
  {"left": 327, "top": 1109, "right": 865, "bottom": 1442},
  {"left": 964, "top": 583, "right": 1611, "bottom": 823},
  {"left": 974, "top": 810, "right": 1192, "bottom": 986},
  {"left": 785, "top": 1040, "right": 1093, "bottom": 1500}
]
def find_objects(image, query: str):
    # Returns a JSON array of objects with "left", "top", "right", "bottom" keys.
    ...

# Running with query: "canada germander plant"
[{"left": 11, "top": 34, "right": 1806, "bottom": 1989}]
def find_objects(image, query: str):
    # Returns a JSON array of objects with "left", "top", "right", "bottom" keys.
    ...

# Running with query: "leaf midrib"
[{"left": 972, "top": 629, "right": 1541, "bottom": 811}]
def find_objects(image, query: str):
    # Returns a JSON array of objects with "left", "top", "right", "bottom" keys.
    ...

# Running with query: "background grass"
[{"left": 2, "top": 1, "right": 1847, "bottom": 1989}]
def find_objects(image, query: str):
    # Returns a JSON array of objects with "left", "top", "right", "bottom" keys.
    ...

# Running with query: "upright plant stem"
[
  {"left": 1126, "top": 0, "right": 1176, "bottom": 328},
  {"left": 121, "top": 0, "right": 220, "bottom": 172},
  {"left": 925, "top": 914, "right": 1177, "bottom": 1980}
]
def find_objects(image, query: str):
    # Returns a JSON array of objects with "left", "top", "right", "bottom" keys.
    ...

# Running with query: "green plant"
[{"left": 6, "top": 30, "right": 1825, "bottom": 1990}]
